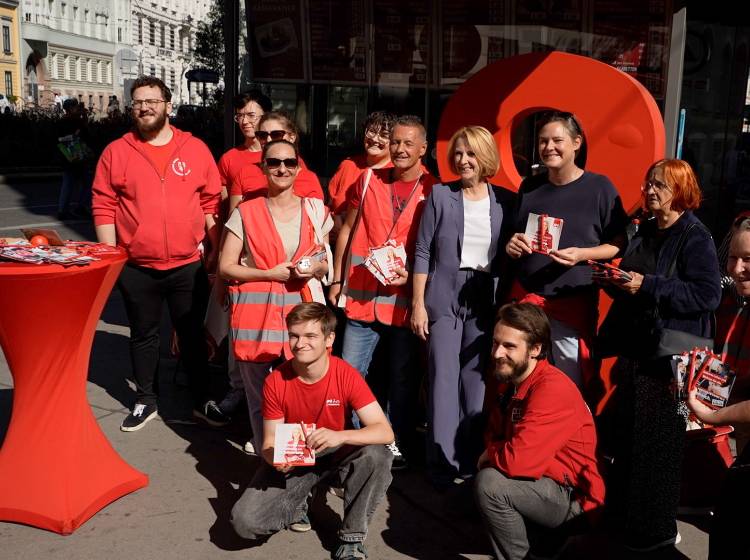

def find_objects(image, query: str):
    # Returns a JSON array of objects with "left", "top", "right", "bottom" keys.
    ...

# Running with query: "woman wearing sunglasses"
[
  {"left": 220, "top": 139, "right": 333, "bottom": 454},
  {"left": 228, "top": 111, "right": 323, "bottom": 213}
]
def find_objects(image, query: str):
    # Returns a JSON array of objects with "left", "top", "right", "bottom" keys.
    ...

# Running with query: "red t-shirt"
[
  {"left": 231, "top": 155, "right": 323, "bottom": 200},
  {"left": 218, "top": 146, "right": 262, "bottom": 190},
  {"left": 140, "top": 137, "right": 175, "bottom": 176},
  {"left": 348, "top": 167, "right": 436, "bottom": 218},
  {"left": 263, "top": 356, "right": 376, "bottom": 431},
  {"left": 327, "top": 155, "right": 394, "bottom": 215}
]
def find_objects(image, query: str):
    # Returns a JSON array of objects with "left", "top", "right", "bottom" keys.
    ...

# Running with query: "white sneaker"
[
  {"left": 243, "top": 441, "right": 256, "bottom": 455},
  {"left": 386, "top": 441, "right": 407, "bottom": 470}
]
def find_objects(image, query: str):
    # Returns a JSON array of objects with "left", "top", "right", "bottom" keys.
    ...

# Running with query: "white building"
[
  {"left": 19, "top": 0, "right": 212, "bottom": 112},
  {"left": 19, "top": 0, "right": 121, "bottom": 113},
  {"left": 125, "top": 0, "right": 212, "bottom": 106}
]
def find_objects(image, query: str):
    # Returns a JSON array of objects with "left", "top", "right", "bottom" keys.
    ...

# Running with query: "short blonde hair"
[{"left": 447, "top": 126, "right": 500, "bottom": 179}]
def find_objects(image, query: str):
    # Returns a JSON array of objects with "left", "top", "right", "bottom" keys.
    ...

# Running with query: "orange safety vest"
[
  {"left": 229, "top": 197, "right": 317, "bottom": 362},
  {"left": 344, "top": 169, "right": 434, "bottom": 327}
]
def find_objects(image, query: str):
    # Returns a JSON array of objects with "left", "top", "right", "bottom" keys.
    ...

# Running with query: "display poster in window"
[
  {"left": 309, "top": 0, "right": 367, "bottom": 83},
  {"left": 372, "top": 0, "right": 430, "bottom": 86},
  {"left": 246, "top": 0, "right": 306, "bottom": 82}
]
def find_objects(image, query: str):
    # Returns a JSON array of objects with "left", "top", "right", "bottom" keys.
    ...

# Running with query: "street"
[{"left": 0, "top": 174, "right": 709, "bottom": 559}]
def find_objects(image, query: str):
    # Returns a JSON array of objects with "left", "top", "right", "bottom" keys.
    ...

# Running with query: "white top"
[
  {"left": 460, "top": 194, "right": 496, "bottom": 271},
  {"left": 225, "top": 206, "right": 301, "bottom": 265}
]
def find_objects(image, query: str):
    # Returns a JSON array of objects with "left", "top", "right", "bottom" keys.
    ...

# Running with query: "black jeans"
[
  {"left": 117, "top": 260, "right": 210, "bottom": 408},
  {"left": 709, "top": 443, "right": 750, "bottom": 559}
]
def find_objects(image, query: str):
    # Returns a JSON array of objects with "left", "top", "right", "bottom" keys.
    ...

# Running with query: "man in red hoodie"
[
  {"left": 475, "top": 303, "right": 604, "bottom": 560},
  {"left": 92, "top": 76, "right": 228, "bottom": 432}
]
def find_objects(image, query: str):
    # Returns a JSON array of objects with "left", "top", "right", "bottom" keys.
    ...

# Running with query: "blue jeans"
[{"left": 341, "top": 319, "right": 416, "bottom": 444}]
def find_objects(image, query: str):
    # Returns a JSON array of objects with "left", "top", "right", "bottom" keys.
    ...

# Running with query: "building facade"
[
  {"left": 126, "top": 0, "right": 212, "bottom": 105},
  {"left": 19, "top": 0, "right": 118, "bottom": 113},
  {"left": 0, "top": 0, "right": 21, "bottom": 104}
]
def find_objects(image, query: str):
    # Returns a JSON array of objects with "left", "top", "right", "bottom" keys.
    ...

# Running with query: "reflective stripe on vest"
[
  {"left": 230, "top": 197, "right": 316, "bottom": 362},
  {"left": 344, "top": 171, "right": 431, "bottom": 327}
]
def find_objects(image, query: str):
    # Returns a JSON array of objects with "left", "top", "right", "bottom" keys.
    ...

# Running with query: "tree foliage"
[{"left": 193, "top": 0, "right": 225, "bottom": 75}]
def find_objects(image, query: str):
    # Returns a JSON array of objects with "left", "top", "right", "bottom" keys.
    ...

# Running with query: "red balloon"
[{"left": 30, "top": 235, "right": 49, "bottom": 246}]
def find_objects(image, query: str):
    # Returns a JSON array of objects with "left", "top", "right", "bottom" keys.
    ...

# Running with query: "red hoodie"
[
  {"left": 92, "top": 127, "right": 221, "bottom": 270},
  {"left": 484, "top": 359, "right": 605, "bottom": 514}
]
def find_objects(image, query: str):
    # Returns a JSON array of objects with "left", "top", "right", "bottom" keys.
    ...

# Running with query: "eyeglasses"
[
  {"left": 642, "top": 179, "right": 670, "bottom": 192},
  {"left": 132, "top": 99, "right": 167, "bottom": 109},
  {"left": 234, "top": 112, "right": 260, "bottom": 123},
  {"left": 264, "top": 157, "right": 299, "bottom": 170},
  {"left": 365, "top": 128, "right": 391, "bottom": 142},
  {"left": 255, "top": 130, "right": 288, "bottom": 142}
]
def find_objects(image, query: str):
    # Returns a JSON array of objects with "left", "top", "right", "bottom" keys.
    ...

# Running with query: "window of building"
[
  {"left": 106, "top": 61, "right": 111, "bottom": 84},
  {"left": 150, "top": 64, "right": 156, "bottom": 77},
  {"left": 2, "top": 26, "right": 10, "bottom": 54},
  {"left": 99, "top": 94, "right": 103, "bottom": 110},
  {"left": 25, "top": 13, "right": 31, "bottom": 22},
  {"left": 160, "top": 24, "right": 165, "bottom": 48},
  {"left": 170, "top": 27, "right": 174, "bottom": 50},
  {"left": 4, "top": 71, "right": 13, "bottom": 97},
  {"left": 88, "top": 94, "right": 93, "bottom": 108},
  {"left": 82, "top": 58, "right": 89, "bottom": 82},
  {"left": 150, "top": 21, "right": 155, "bottom": 45},
  {"left": 137, "top": 16, "right": 142, "bottom": 44},
  {"left": 118, "top": 27, "right": 122, "bottom": 42},
  {"left": 160, "top": 67, "right": 166, "bottom": 83},
  {"left": 170, "top": 68, "right": 175, "bottom": 90}
]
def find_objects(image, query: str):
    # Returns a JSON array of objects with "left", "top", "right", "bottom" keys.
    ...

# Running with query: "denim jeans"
[
  {"left": 231, "top": 444, "right": 393, "bottom": 542},
  {"left": 474, "top": 468, "right": 583, "bottom": 560},
  {"left": 341, "top": 319, "right": 416, "bottom": 443}
]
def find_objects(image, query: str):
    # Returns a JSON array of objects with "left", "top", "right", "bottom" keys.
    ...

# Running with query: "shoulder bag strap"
[{"left": 338, "top": 168, "right": 373, "bottom": 307}]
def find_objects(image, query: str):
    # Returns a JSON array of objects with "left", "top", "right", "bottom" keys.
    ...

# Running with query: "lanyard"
[{"left": 386, "top": 173, "right": 422, "bottom": 241}]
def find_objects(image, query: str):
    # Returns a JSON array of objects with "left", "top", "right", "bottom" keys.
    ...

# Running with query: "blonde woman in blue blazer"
[{"left": 412, "top": 126, "right": 515, "bottom": 487}]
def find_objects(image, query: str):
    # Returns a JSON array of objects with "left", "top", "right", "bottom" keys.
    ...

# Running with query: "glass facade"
[{"left": 234, "top": 0, "right": 750, "bottom": 234}]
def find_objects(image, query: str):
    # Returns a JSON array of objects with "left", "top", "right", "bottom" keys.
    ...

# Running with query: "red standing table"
[{"left": 0, "top": 249, "right": 148, "bottom": 534}]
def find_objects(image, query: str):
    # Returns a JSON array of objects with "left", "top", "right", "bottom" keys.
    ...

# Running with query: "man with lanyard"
[
  {"left": 329, "top": 115, "right": 437, "bottom": 469},
  {"left": 231, "top": 303, "right": 394, "bottom": 560},
  {"left": 92, "top": 76, "right": 227, "bottom": 431},
  {"left": 475, "top": 303, "right": 605, "bottom": 560}
]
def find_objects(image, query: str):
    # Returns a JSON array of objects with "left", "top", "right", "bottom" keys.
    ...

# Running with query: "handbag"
[{"left": 650, "top": 223, "right": 714, "bottom": 358}]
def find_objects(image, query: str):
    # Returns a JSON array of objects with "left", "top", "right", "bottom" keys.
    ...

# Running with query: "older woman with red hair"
[{"left": 598, "top": 159, "right": 721, "bottom": 552}]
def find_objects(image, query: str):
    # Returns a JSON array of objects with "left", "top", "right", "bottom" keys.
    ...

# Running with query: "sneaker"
[
  {"left": 121, "top": 403, "right": 158, "bottom": 432},
  {"left": 386, "top": 442, "right": 407, "bottom": 471},
  {"left": 289, "top": 513, "right": 311, "bottom": 533},
  {"left": 192, "top": 400, "right": 231, "bottom": 427},
  {"left": 625, "top": 531, "right": 681, "bottom": 553},
  {"left": 243, "top": 441, "right": 256, "bottom": 455},
  {"left": 334, "top": 540, "right": 367, "bottom": 559}
]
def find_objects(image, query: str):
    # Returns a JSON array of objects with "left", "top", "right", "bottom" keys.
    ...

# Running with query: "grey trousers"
[
  {"left": 474, "top": 468, "right": 583, "bottom": 560},
  {"left": 231, "top": 444, "right": 393, "bottom": 543}
]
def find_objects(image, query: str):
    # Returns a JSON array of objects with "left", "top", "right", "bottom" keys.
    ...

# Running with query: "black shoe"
[
  {"left": 121, "top": 403, "right": 158, "bottom": 432},
  {"left": 334, "top": 540, "right": 367, "bottom": 559},
  {"left": 193, "top": 400, "right": 230, "bottom": 427},
  {"left": 386, "top": 442, "right": 407, "bottom": 471}
]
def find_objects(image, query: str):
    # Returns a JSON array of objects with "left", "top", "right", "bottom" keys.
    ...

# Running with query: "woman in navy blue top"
[{"left": 412, "top": 126, "right": 515, "bottom": 486}]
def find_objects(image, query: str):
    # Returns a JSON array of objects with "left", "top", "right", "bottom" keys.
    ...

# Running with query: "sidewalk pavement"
[{"left": 0, "top": 288, "right": 709, "bottom": 560}]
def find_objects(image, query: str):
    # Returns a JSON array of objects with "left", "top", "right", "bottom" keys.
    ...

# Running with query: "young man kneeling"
[
  {"left": 231, "top": 303, "right": 394, "bottom": 560},
  {"left": 475, "top": 303, "right": 605, "bottom": 560}
]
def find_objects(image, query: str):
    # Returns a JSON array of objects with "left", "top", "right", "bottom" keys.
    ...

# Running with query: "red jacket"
[
  {"left": 92, "top": 127, "right": 221, "bottom": 270},
  {"left": 484, "top": 360, "right": 605, "bottom": 513}
]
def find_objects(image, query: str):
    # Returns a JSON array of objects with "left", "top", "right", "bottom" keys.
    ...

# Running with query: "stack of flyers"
[
  {"left": 0, "top": 245, "right": 99, "bottom": 266},
  {"left": 0, "top": 246, "right": 44, "bottom": 264},
  {"left": 587, "top": 260, "right": 633, "bottom": 283},
  {"left": 273, "top": 423, "right": 316, "bottom": 466},
  {"left": 524, "top": 213, "right": 563, "bottom": 254},
  {"left": 672, "top": 348, "right": 736, "bottom": 410},
  {"left": 364, "top": 240, "right": 407, "bottom": 286}
]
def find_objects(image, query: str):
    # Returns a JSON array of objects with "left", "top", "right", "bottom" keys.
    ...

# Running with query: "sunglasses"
[
  {"left": 264, "top": 157, "right": 299, "bottom": 170},
  {"left": 255, "top": 130, "right": 288, "bottom": 141}
]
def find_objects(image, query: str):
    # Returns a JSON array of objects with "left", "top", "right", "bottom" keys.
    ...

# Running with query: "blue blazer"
[{"left": 413, "top": 181, "right": 516, "bottom": 320}]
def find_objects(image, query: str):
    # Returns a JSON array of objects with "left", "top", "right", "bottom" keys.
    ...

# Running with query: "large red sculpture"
[{"left": 438, "top": 51, "right": 666, "bottom": 410}]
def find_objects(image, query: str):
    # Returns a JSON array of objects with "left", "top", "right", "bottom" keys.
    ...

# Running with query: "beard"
[
  {"left": 135, "top": 108, "right": 168, "bottom": 135},
  {"left": 493, "top": 353, "right": 530, "bottom": 383}
]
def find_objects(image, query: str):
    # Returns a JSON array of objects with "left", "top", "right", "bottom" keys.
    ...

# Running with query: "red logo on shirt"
[{"left": 171, "top": 158, "right": 191, "bottom": 177}]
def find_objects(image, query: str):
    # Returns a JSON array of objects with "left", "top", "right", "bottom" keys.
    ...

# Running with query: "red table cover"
[{"left": 0, "top": 249, "right": 148, "bottom": 534}]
